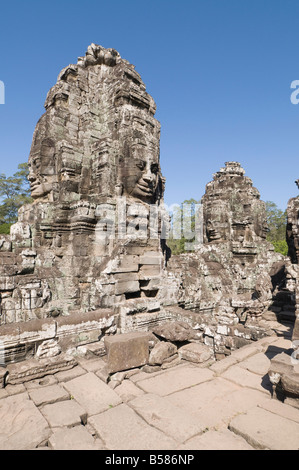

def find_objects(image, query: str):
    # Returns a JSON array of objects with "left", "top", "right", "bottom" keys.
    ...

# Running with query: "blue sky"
[{"left": 0, "top": 0, "right": 298, "bottom": 210}]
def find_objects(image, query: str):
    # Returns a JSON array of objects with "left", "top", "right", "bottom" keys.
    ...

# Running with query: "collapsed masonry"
[{"left": 0, "top": 45, "right": 297, "bottom": 387}]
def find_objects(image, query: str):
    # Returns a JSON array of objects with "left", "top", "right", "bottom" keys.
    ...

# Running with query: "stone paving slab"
[
  {"left": 3, "top": 383, "right": 26, "bottom": 396},
  {"left": 238, "top": 352, "right": 273, "bottom": 376},
  {"left": 63, "top": 372, "right": 122, "bottom": 416},
  {"left": 221, "top": 365, "right": 272, "bottom": 394},
  {"left": 113, "top": 379, "right": 145, "bottom": 402},
  {"left": 0, "top": 334, "right": 299, "bottom": 450},
  {"left": 29, "top": 384, "right": 70, "bottom": 406},
  {"left": 88, "top": 403, "right": 178, "bottom": 450},
  {"left": 209, "top": 355, "right": 238, "bottom": 375},
  {"left": 209, "top": 337, "right": 287, "bottom": 377},
  {"left": 168, "top": 377, "right": 241, "bottom": 414},
  {"left": 258, "top": 399, "right": 299, "bottom": 424},
  {"left": 48, "top": 425, "right": 105, "bottom": 450},
  {"left": 168, "top": 373, "right": 270, "bottom": 430},
  {"left": 24, "top": 374, "right": 58, "bottom": 391},
  {"left": 40, "top": 399, "right": 87, "bottom": 428},
  {"left": 229, "top": 406, "right": 299, "bottom": 450},
  {"left": 0, "top": 392, "right": 51, "bottom": 450},
  {"left": 178, "top": 428, "right": 255, "bottom": 450},
  {"left": 78, "top": 357, "right": 107, "bottom": 373},
  {"left": 136, "top": 364, "right": 214, "bottom": 396},
  {"left": 54, "top": 365, "right": 87, "bottom": 382},
  {"left": 191, "top": 388, "right": 271, "bottom": 430},
  {"left": 130, "top": 393, "right": 205, "bottom": 443}
]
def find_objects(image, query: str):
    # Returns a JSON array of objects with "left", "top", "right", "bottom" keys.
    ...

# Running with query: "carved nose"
[
  {"left": 142, "top": 171, "right": 154, "bottom": 183},
  {"left": 28, "top": 171, "right": 36, "bottom": 182}
]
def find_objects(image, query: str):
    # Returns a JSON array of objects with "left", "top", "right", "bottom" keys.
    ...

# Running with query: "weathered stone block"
[
  {"left": 56, "top": 308, "right": 117, "bottom": 349},
  {"left": 6, "top": 354, "right": 77, "bottom": 384},
  {"left": 139, "top": 256, "right": 162, "bottom": 265},
  {"left": 149, "top": 341, "right": 177, "bottom": 365},
  {"left": 138, "top": 265, "right": 161, "bottom": 279},
  {"left": 104, "top": 332, "right": 149, "bottom": 373},
  {"left": 115, "top": 280, "right": 140, "bottom": 295},
  {"left": 114, "top": 272, "right": 139, "bottom": 282},
  {"left": 178, "top": 342, "right": 213, "bottom": 363},
  {"left": 152, "top": 320, "right": 196, "bottom": 342},
  {"left": 0, "top": 276, "right": 15, "bottom": 290},
  {"left": 108, "top": 256, "right": 139, "bottom": 274}
]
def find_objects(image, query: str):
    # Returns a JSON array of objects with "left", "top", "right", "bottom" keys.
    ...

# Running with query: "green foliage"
[
  {"left": 168, "top": 198, "right": 200, "bottom": 255},
  {"left": 0, "top": 223, "right": 11, "bottom": 234},
  {"left": 265, "top": 201, "right": 288, "bottom": 256},
  {"left": 0, "top": 162, "right": 32, "bottom": 226},
  {"left": 265, "top": 201, "right": 287, "bottom": 242},
  {"left": 271, "top": 239, "right": 288, "bottom": 256}
]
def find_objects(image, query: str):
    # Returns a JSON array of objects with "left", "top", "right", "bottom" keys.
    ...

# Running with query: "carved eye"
[
  {"left": 136, "top": 161, "right": 146, "bottom": 171},
  {"left": 151, "top": 164, "right": 159, "bottom": 174},
  {"left": 33, "top": 158, "right": 41, "bottom": 169}
]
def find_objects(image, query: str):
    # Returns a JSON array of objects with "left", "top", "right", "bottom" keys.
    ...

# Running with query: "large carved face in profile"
[
  {"left": 28, "top": 138, "right": 57, "bottom": 200},
  {"left": 253, "top": 207, "right": 268, "bottom": 239}
]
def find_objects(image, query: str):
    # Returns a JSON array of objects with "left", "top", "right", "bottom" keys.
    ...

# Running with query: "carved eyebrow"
[{"left": 32, "top": 157, "right": 41, "bottom": 166}]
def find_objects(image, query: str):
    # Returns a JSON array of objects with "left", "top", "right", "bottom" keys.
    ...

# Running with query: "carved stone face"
[
  {"left": 28, "top": 138, "right": 56, "bottom": 199},
  {"left": 119, "top": 141, "right": 161, "bottom": 203},
  {"left": 206, "top": 219, "right": 222, "bottom": 242},
  {"left": 205, "top": 202, "right": 230, "bottom": 242},
  {"left": 253, "top": 211, "right": 269, "bottom": 239}
]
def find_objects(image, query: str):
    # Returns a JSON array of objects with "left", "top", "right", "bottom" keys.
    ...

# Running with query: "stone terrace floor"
[{"left": 0, "top": 325, "right": 299, "bottom": 450}]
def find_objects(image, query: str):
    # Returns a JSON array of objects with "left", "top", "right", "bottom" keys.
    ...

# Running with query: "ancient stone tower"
[
  {"left": 287, "top": 179, "right": 299, "bottom": 264},
  {"left": 287, "top": 180, "right": 299, "bottom": 338},
  {"left": 0, "top": 45, "right": 170, "bottom": 363},
  {"left": 268, "top": 179, "right": 299, "bottom": 406},
  {"left": 164, "top": 162, "right": 289, "bottom": 357}
]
